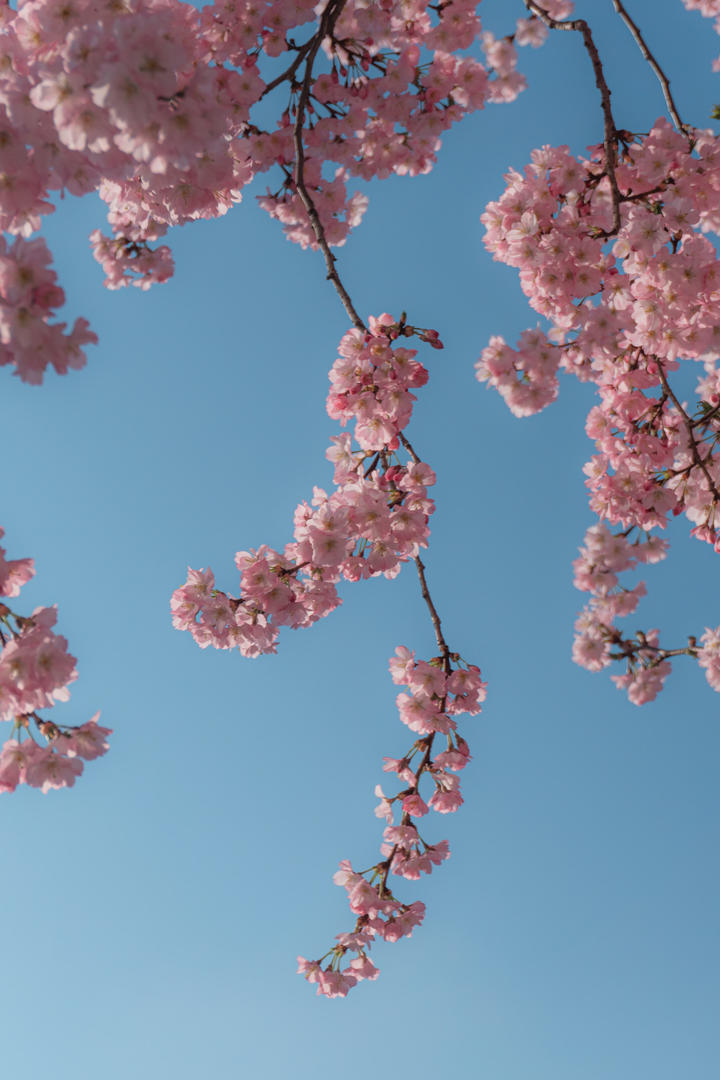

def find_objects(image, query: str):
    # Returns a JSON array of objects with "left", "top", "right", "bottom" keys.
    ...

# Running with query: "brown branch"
[
  {"left": 610, "top": 0, "right": 689, "bottom": 133},
  {"left": 398, "top": 432, "right": 421, "bottom": 464},
  {"left": 692, "top": 401, "right": 720, "bottom": 429},
  {"left": 525, "top": 1, "right": 622, "bottom": 235},
  {"left": 363, "top": 452, "right": 380, "bottom": 478},
  {"left": 260, "top": 37, "right": 316, "bottom": 98},
  {"left": 413, "top": 555, "right": 451, "bottom": 669},
  {"left": 609, "top": 642, "right": 698, "bottom": 664},
  {"left": 292, "top": 0, "right": 366, "bottom": 330}
]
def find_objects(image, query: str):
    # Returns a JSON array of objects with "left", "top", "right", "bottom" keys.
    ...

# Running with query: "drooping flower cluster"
[
  {"left": 571, "top": 523, "right": 671, "bottom": 705},
  {"left": 0, "top": 528, "right": 111, "bottom": 793},
  {"left": 171, "top": 309, "right": 489, "bottom": 996},
  {"left": 298, "top": 646, "right": 485, "bottom": 997},
  {"left": 171, "top": 315, "right": 440, "bottom": 655},
  {"left": 572, "top": 519, "right": 720, "bottom": 703},
  {"left": 477, "top": 118, "right": 720, "bottom": 701}
]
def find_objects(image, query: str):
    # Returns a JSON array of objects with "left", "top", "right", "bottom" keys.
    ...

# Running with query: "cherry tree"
[{"left": 1, "top": 0, "right": 719, "bottom": 997}]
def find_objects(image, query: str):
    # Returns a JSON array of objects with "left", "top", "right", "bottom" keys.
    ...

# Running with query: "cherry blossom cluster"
[
  {"left": 208, "top": 0, "right": 562, "bottom": 248},
  {"left": 0, "top": 528, "right": 111, "bottom": 793},
  {"left": 476, "top": 116, "right": 720, "bottom": 700},
  {"left": 478, "top": 121, "right": 720, "bottom": 386},
  {"left": 0, "top": 235, "right": 97, "bottom": 384},
  {"left": 681, "top": 0, "right": 720, "bottom": 69},
  {"left": 682, "top": 0, "right": 720, "bottom": 13},
  {"left": 5, "top": 0, "right": 716, "bottom": 1002},
  {"left": 572, "top": 522, "right": 670, "bottom": 705},
  {"left": 298, "top": 646, "right": 485, "bottom": 997},
  {"left": 0, "top": 0, "right": 576, "bottom": 376},
  {"left": 171, "top": 315, "right": 440, "bottom": 656},
  {"left": 572, "top": 521, "right": 720, "bottom": 703},
  {"left": 89, "top": 228, "right": 175, "bottom": 291},
  {"left": 170, "top": 308, "right": 488, "bottom": 996}
]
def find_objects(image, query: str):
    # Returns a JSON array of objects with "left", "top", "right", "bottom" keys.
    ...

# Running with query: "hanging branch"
[{"left": 291, "top": 0, "right": 367, "bottom": 331}]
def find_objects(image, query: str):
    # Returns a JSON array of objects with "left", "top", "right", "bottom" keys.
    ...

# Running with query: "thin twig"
[
  {"left": 260, "top": 38, "right": 316, "bottom": 98},
  {"left": 292, "top": 0, "right": 366, "bottom": 330},
  {"left": 398, "top": 432, "right": 421, "bottom": 464},
  {"left": 610, "top": 0, "right": 689, "bottom": 133},
  {"left": 413, "top": 554, "right": 451, "bottom": 668}
]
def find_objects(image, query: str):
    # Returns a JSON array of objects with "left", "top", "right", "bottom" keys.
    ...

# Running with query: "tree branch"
[
  {"left": 610, "top": 0, "right": 689, "bottom": 133},
  {"left": 525, "top": 1, "right": 622, "bottom": 235},
  {"left": 260, "top": 37, "right": 316, "bottom": 98},
  {"left": 413, "top": 555, "right": 451, "bottom": 669},
  {"left": 292, "top": 0, "right": 366, "bottom": 330}
]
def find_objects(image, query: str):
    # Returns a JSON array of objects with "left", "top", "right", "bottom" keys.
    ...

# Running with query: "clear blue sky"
[{"left": 2, "top": 2, "right": 719, "bottom": 1077}]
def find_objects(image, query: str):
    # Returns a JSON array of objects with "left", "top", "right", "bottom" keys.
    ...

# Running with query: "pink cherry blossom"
[{"left": 0, "top": 528, "right": 110, "bottom": 792}]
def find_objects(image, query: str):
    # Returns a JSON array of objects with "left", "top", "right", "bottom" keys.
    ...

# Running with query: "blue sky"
[{"left": 2, "top": 2, "right": 719, "bottom": 1077}]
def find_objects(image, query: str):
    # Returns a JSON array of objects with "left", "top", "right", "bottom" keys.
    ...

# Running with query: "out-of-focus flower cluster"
[
  {"left": 0, "top": 0, "right": 568, "bottom": 379},
  {"left": 0, "top": 528, "right": 110, "bottom": 792}
]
